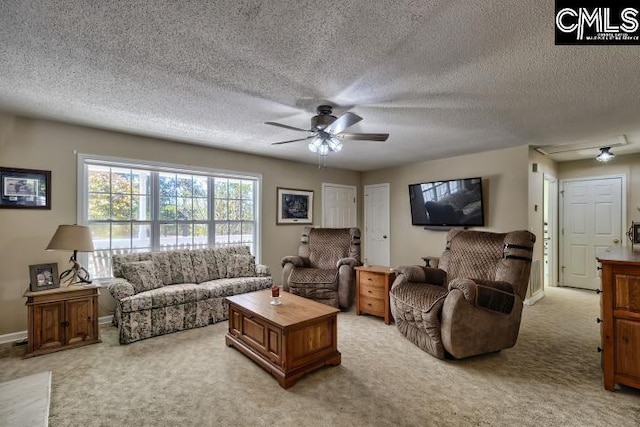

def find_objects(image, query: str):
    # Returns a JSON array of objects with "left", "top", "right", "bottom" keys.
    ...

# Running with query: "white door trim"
[
  {"left": 558, "top": 174, "right": 627, "bottom": 287},
  {"left": 544, "top": 172, "right": 558, "bottom": 287},
  {"left": 321, "top": 183, "right": 357, "bottom": 228}
]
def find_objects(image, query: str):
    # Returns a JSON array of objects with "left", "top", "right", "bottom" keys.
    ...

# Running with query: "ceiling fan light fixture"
[
  {"left": 596, "top": 146, "right": 615, "bottom": 162},
  {"left": 317, "top": 141, "right": 330, "bottom": 156},
  {"left": 328, "top": 136, "right": 343, "bottom": 152},
  {"left": 308, "top": 136, "right": 323, "bottom": 153},
  {"left": 268, "top": 104, "right": 389, "bottom": 160}
]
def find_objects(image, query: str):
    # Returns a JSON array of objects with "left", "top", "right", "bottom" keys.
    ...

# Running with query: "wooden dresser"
[
  {"left": 355, "top": 265, "right": 395, "bottom": 324},
  {"left": 24, "top": 285, "right": 101, "bottom": 358},
  {"left": 596, "top": 246, "right": 640, "bottom": 391}
]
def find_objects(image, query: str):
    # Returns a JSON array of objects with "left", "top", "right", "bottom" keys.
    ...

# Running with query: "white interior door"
[
  {"left": 561, "top": 177, "right": 623, "bottom": 290},
  {"left": 322, "top": 183, "right": 357, "bottom": 228},
  {"left": 364, "top": 183, "right": 390, "bottom": 266}
]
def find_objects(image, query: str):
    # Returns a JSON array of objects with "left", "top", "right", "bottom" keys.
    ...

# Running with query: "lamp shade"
[{"left": 46, "top": 225, "right": 95, "bottom": 252}]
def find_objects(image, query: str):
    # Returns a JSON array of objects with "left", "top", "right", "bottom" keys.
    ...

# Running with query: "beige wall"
[
  {"left": 528, "top": 149, "right": 557, "bottom": 262},
  {"left": 0, "top": 116, "right": 360, "bottom": 334},
  {"left": 361, "top": 145, "right": 531, "bottom": 266},
  {"left": 527, "top": 149, "right": 558, "bottom": 297},
  {"left": 0, "top": 115, "right": 555, "bottom": 336},
  {"left": 558, "top": 153, "right": 640, "bottom": 225}
]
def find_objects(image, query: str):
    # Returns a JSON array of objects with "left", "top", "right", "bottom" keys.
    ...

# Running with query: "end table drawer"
[
  {"left": 359, "top": 296, "right": 384, "bottom": 315},
  {"left": 360, "top": 271, "right": 385, "bottom": 288},
  {"left": 359, "top": 282, "right": 386, "bottom": 300}
]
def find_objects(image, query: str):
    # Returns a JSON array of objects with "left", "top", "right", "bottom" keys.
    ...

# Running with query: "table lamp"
[{"left": 46, "top": 224, "right": 95, "bottom": 285}]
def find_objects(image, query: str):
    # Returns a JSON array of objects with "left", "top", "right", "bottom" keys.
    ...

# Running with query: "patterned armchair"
[
  {"left": 282, "top": 227, "right": 361, "bottom": 309},
  {"left": 390, "top": 229, "right": 535, "bottom": 359}
]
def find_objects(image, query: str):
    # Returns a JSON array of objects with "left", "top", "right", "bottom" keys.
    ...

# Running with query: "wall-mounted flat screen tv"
[{"left": 408, "top": 177, "right": 485, "bottom": 227}]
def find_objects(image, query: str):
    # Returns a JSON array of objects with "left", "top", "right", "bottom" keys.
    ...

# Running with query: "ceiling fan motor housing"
[{"left": 312, "top": 105, "right": 337, "bottom": 130}]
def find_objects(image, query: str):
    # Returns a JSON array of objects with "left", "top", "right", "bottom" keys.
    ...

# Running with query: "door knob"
[
  {"left": 613, "top": 239, "right": 619, "bottom": 244},
  {"left": 383, "top": 235, "right": 387, "bottom": 239}
]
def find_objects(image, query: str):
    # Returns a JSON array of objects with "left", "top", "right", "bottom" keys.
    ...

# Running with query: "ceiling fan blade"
[
  {"left": 338, "top": 132, "right": 389, "bottom": 142},
  {"left": 264, "top": 122, "right": 311, "bottom": 132},
  {"left": 271, "top": 135, "right": 316, "bottom": 145},
  {"left": 324, "top": 112, "right": 362, "bottom": 135}
]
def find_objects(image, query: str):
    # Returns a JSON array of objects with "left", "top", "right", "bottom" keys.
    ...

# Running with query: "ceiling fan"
[{"left": 265, "top": 105, "right": 389, "bottom": 156}]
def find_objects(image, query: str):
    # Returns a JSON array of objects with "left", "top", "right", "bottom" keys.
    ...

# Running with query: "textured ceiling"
[{"left": 2, "top": 1, "right": 640, "bottom": 171}]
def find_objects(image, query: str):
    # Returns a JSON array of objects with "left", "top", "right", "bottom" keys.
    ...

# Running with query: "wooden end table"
[
  {"left": 225, "top": 289, "right": 341, "bottom": 389},
  {"left": 355, "top": 265, "right": 395, "bottom": 324},
  {"left": 24, "top": 285, "right": 101, "bottom": 358}
]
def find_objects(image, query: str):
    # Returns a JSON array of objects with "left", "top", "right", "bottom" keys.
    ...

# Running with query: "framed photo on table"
[
  {"left": 277, "top": 187, "right": 313, "bottom": 224},
  {"left": 0, "top": 167, "right": 51, "bottom": 209},
  {"left": 29, "top": 263, "right": 60, "bottom": 292}
]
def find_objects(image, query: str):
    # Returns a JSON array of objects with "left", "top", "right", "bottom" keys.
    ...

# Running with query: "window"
[
  {"left": 421, "top": 180, "right": 462, "bottom": 202},
  {"left": 79, "top": 155, "right": 260, "bottom": 278}
]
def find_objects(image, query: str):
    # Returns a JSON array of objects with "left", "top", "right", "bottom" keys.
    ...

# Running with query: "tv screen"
[{"left": 408, "top": 177, "right": 485, "bottom": 227}]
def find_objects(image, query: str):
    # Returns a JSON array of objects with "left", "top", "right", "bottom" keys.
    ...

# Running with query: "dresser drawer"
[
  {"left": 614, "top": 274, "right": 640, "bottom": 312},
  {"left": 359, "top": 281, "right": 386, "bottom": 299},
  {"left": 360, "top": 271, "right": 385, "bottom": 289},
  {"left": 359, "top": 296, "right": 385, "bottom": 316}
]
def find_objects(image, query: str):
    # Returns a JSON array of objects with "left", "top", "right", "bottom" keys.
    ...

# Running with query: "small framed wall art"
[
  {"left": 0, "top": 167, "right": 51, "bottom": 209},
  {"left": 627, "top": 221, "right": 640, "bottom": 249},
  {"left": 277, "top": 187, "right": 313, "bottom": 224},
  {"left": 29, "top": 263, "right": 60, "bottom": 292}
]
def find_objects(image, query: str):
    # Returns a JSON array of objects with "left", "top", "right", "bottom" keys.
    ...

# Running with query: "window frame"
[{"left": 77, "top": 153, "right": 262, "bottom": 278}]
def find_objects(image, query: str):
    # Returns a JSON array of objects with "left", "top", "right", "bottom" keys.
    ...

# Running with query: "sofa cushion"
[
  {"left": 168, "top": 250, "right": 196, "bottom": 284},
  {"left": 215, "top": 245, "right": 252, "bottom": 278},
  {"left": 199, "top": 277, "right": 272, "bottom": 298},
  {"left": 150, "top": 252, "right": 173, "bottom": 285},
  {"left": 289, "top": 268, "right": 338, "bottom": 286},
  {"left": 189, "top": 250, "right": 210, "bottom": 283},
  {"left": 203, "top": 248, "right": 221, "bottom": 280},
  {"left": 228, "top": 254, "right": 256, "bottom": 278},
  {"left": 390, "top": 282, "right": 448, "bottom": 359},
  {"left": 112, "top": 252, "right": 152, "bottom": 278},
  {"left": 118, "top": 277, "right": 272, "bottom": 313},
  {"left": 119, "top": 283, "right": 201, "bottom": 312},
  {"left": 121, "top": 261, "right": 163, "bottom": 294},
  {"left": 187, "top": 248, "right": 221, "bottom": 282}
]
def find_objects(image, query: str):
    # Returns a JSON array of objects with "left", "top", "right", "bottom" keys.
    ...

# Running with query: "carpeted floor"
[{"left": 0, "top": 287, "right": 638, "bottom": 427}]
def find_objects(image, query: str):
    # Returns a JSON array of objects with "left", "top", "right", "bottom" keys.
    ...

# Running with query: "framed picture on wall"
[
  {"left": 28, "top": 263, "right": 60, "bottom": 292},
  {"left": 277, "top": 187, "right": 313, "bottom": 224},
  {"left": 0, "top": 167, "right": 51, "bottom": 209},
  {"left": 629, "top": 221, "right": 640, "bottom": 246}
]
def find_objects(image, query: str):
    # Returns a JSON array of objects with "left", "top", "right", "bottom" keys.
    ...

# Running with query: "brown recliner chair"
[
  {"left": 390, "top": 229, "right": 536, "bottom": 359},
  {"left": 282, "top": 227, "right": 361, "bottom": 309}
]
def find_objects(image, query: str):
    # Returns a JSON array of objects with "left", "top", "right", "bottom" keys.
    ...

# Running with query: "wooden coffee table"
[{"left": 225, "top": 289, "right": 341, "bottom": 388}]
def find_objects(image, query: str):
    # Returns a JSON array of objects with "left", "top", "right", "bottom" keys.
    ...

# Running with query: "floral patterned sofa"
[{"left": 107, "top": 245, "right": 272, "bottom": 344}]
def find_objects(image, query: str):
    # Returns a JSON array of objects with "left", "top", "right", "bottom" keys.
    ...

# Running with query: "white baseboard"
[
  {"left": 98, "top": 315, "right": 113, "bottom": 325},
  {"left": 0, "top": 315, "right": 113, "bottom": 345},
  {"left": 524, "top": 291, "right": 545, "bottom": 306},
  {"left": 0, "top": 331, "right": 27, "bottom": 345}
]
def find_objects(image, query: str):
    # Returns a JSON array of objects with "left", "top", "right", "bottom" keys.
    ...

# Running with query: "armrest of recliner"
[
  {"left": 448, "top": 278, "right": 516, "bottom": 314},
  {"left": 395, "top": 265, "right": 447, "bottom": 285},
  {"left": 337, "top": 257, "right": 359, "bottom": 269},
  {"left": 108, "top": 278, "right": 136, "bottom": 301},
  {"left": 281, "top": 255, "right": 307, "bottom": 268}
]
